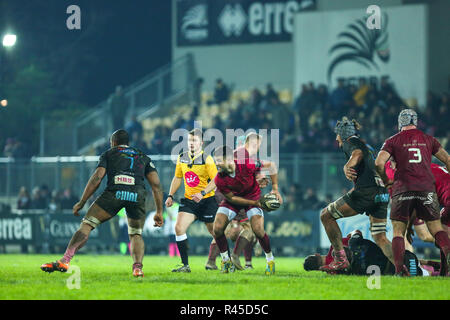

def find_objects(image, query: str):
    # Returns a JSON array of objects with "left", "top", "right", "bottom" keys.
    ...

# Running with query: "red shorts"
[
  {"left": 441, "top": 207, "right": 450, "bottom": 226},
  {"left": 390, "top": 191, "right": 440, "bottom": 223}
]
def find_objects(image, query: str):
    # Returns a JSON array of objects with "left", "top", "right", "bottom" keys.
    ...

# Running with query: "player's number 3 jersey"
[
  {"left": 175, "top": 151, "right": 218, "bottom": 200},
  {"left": 381, "top": 129, "right": 441, "bottom": 197}
]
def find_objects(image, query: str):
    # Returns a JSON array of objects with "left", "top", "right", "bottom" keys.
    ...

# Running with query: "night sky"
[{"left": 0, "top": 0, "right": 172, "bottom": 105}]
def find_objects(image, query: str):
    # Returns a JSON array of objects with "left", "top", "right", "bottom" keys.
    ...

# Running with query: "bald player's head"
[{"left": 110, "top": 129, "right": 129, "bottom": 147}]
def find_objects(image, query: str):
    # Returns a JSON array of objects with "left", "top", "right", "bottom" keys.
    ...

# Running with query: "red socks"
[{"left": 392, "top": 236, "right": 406, "bottom": 273}]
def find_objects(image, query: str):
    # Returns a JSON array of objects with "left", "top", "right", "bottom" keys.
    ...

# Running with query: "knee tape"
[
  {"left": 82, "top": 216, "right": 101, "bottom": 229},
  {"left": 370, "top": 222, "right": 387, "bottom": 236},
  {"left": 128, "top": 226, "right": 143, "bottom": 235},
  {"left": 327, "top": 202, "right": 344, "bottom": 220}
]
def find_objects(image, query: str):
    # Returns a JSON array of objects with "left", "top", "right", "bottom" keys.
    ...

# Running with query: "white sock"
[
  {"left": 220, "top": 251, "right": 230, "bottom": 262},
  {"left": 265, "top": 251, "right": 274, "bottom": 262}
]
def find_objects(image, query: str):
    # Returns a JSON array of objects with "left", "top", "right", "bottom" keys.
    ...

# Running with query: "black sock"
[{"left": 176, "top": 239, "right": 189, "bottom": 266}]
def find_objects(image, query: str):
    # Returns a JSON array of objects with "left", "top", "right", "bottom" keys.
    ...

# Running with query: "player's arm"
[
  {"left": 73, "top": 167, "right": 106, "bottom": 216},
  {"left": 261, "top": 160, "right": 283, "bottom": 204},
  {"left": 434, "top": 147, "right": 450, "bottom": 173},
  {"left": 146, "top": 171, "right": 164, "bottom": 227},
  {"left": 222, "top": 191, "right": 261, "bottom": 208},
  {"left": 343, "top": 149, "right": 363, "bottom": 181},
  {"left": 375, "top": 150, "right": 393, "bottom": 187}
]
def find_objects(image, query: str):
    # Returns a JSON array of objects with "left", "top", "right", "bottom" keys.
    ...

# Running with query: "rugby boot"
[
  {"left": 205, "top": 261, "right": 218, "bottom": 270},
  {"left": 231, "top": 253, "right": 244, "bottom": 271},
  {"left": 221, "top": 260, "right": 235, "bottom": 273},
  {"left": 133, "top": 263, "right": 144, "bottom": 277},
  {"left": 172, "top": 264, "right": 191, "bottom": 273},
  {"left": 265, "top": 260, "right": 275, "bottom": 275},
  {"left": 40, "top": 260, "right": 69, "bottom": 273}
]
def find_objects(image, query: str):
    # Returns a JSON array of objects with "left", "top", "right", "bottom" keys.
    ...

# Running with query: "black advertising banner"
[
  {"left": 0, "top": 214, "right": 37, "bottom": 244},
  {"left": 176, "top": 0, "right": 316, "bottom": 46}
]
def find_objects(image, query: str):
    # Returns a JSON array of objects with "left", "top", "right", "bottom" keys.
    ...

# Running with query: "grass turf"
[{"left": 0, "top": 254, "right": 448, "bottom": 300}]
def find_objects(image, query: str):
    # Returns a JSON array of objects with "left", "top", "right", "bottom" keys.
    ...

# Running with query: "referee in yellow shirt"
[{"left": 165, "top": 128, "right": 218, "bottom": 272}]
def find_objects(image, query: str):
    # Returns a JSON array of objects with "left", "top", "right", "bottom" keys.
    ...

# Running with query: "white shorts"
[{"left": 217, "top": 206, "right": 264, "bottom": 221}]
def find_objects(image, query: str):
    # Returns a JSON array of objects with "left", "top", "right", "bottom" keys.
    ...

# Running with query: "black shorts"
[
  {"left": 94, "top": 188, "right": 147, "bottom": 220},
  {"left": 342, "top": 186, "right": 389, "bottom": 219},
  {"left": 179, "top": 197, "right": 218, "bottom": 223},
  {"left": 390, "top": 191, "right": 440, "bottom": 223}
]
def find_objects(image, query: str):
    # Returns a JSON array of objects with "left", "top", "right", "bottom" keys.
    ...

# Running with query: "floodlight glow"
[{"left": 2, "top": 34, "right": 17, "bottom": 47}]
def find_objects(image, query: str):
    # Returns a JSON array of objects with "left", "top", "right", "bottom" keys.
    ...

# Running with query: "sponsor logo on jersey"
[
  {"left": 114, "top": 175, "right": 135, "bottom": 185},
  {"left": 185, "top": 171, "right": 200, "bottom": 187}
]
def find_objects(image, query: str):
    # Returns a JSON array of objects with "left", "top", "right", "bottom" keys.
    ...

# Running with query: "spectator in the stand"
[
  {"left": 284, "top": 184, "right": 303, "bottom": 212},
  {"left": 17, "top": 186, "right": 31, "bottom": 210},
  {"left": 435, "top": 104, "right": 450, "bottom": 138},
  {"left": 109, "top": 85, "right": 128, "bottom": 131},
  {"left": 30, "top": 186, "right": 47, "bottom": 210},
  {"left": 3, "top": 138, "right": 16, "bottom": 157},
  {"left": 330, "top": 78, "right": 351, "bottom": 113},
  {"left": 248, "top": 88, "right": 263, "bottom": 112},
  {"left": 12, "top": 140, "right": 30, "bottom": 159},
  {"left": 132, "top": 131, "right": 151, "bottom": 154},
  {"left": 60, "top": 188, "right": 78, "bottom": 210},
  {"left": 125, "top": 115, "right": 143, "bottom": 141},
  {"left": 302, "top": 187, "right": 321, "bottom": 210},
  {"left": 40, "top": 185, "right": 51, "bottom": 208},
  {"left": 213, "top": 78, "right": 229, "bottom": 104},
  {"left": 264, "top": 83, "right": 279, "bottom": 104},
  {"left": 193, "top": 77, "right": 204, "bottom": 107},
  {"left": 49, "top": 190, "right": 62, "bottom": 212},
  {"left": 354, "top": 77, "right": 369, "bottom": 107}
]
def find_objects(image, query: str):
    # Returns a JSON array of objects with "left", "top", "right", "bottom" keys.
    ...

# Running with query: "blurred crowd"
[
  {"left": 95, "top": 76, "right": 450, "bottom": 156},
  {"left": 2, "top": 137, "right": 32, "bottom": 158},
  {"left": 16, "top": 185, "right": 79, "bottom": 212}
]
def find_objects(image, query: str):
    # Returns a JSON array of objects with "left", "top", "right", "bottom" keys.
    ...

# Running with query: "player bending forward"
[
  {"left": 41, "top": 130, "right": 164, "bottom": 277},
  {"left": 208, "top": 146, "right": 282, "bottom": 275},
  {"left": 375, "top": 108, "right": 450, "bottom": 276},
  {"left": 320, "top": 117, "right": 393, "bottom": 274}
]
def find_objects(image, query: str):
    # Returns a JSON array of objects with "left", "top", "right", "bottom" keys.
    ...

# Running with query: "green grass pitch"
[{"left": 0, "top": 254, "right": 449, "bottom": 300}]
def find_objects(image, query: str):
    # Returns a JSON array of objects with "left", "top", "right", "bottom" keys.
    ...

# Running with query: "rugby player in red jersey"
[
  {"left": 375, "top": 109, "right": 450, "bottom": 276},
  {"left": 194, "top": 133, "right": 269, "bottom": 271},
  {"left": 208, "top": 145, "right": 282, "bottom": 275}
]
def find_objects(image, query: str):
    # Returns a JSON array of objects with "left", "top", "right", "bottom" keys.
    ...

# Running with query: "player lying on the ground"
[
  {"left": 375, "top": 108, "right": 450, "bottom": 276},
  {"left": 165, "top": 128, "right": 218, "bottom": 273},
  {"left": 194, "top": 133, "right": 269, "bottom": 271},
  {"left": 320, "top": 117, "right": 393, "bottom": 274},
  {"left": 207, "top": 145, "right": 282, "bottom": 275},
  {"left": 304, "top": 230, "right": 438, "bottom": 276},
  {"left": 41, "top": 129, "right": 164, "bottom": 277}
]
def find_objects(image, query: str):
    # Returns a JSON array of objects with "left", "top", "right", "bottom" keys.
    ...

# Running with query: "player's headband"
[{"left": 398, "top": 109, "right": 418, "bottom": 130}]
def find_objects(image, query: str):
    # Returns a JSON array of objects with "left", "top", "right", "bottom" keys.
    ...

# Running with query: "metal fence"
[
  {"left": 0, "top": 153, "right": 351, "bottom": 205},
  {"left": 72, "top": 54, "right": 197, "bottom": 155},
  {"left": 38, "top": 54, "right": 196, "bottom": 157}
]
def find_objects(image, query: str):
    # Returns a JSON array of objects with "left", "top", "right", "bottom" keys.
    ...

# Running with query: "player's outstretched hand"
[
  {"left": 344, "top": 166, "right": 358, "bottom": 181},
  {"left": 153, "top": 212, "right": 164, "bottom": 227},
  {"left": 165, "top": 197, "right": 173, "bottom": 208},
  {"left": 192, "top": 192, "right": 203, "bottom": 203},
  {"left": 72, "top": 201, "right": 85, "bottom": 217},
  {"left": 270, "top": 189, "right": 283, "bottom": 205}
]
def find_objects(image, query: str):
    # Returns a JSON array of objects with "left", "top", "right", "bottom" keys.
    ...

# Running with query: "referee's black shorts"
[{"left": 179, "top": 196, "right": 218, "bottom": 223}]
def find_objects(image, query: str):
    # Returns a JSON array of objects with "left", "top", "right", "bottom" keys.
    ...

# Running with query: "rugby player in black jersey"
[
  {"left": 319, "top": 118, "right": 393, "bottom": 274},
  {"left": 41, "top": 129, "right": 164, "bottom": 277}
]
